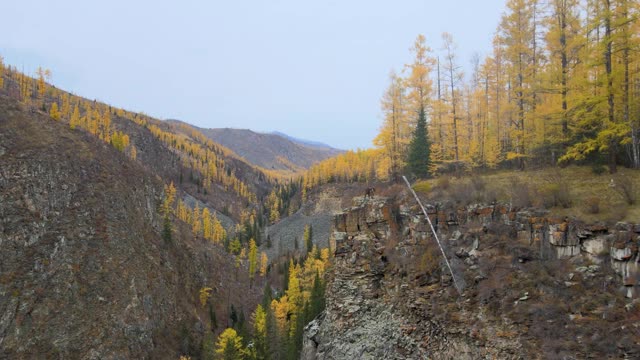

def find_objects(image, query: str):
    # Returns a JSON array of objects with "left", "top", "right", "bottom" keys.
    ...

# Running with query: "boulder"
[{"left": 582, "top": 236, "right": 610, "bottom": 256}]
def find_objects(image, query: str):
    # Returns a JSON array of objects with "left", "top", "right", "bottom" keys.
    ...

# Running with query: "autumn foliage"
[{"left": 302, "top": 0, "right": 640, "bottom": 190}]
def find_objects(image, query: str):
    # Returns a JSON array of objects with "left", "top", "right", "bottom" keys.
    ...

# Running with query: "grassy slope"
[{"left": 417, "top": 166, "right": 640, "bottom": 223}]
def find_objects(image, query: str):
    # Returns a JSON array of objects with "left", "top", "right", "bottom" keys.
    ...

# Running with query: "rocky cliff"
[{"left": 302, "top": 191, "right": 640, "bottom": 359}]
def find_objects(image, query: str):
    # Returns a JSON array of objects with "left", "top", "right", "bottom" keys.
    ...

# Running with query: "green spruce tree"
[
  {"left": 309, "top": 271, "right": 325, "bottom": 320},
  {"left": 303, "top": 224, "right": 313, "bottom": 255},
  {"left": 407, "top": 107, "right": 430, "bottom": 178}
]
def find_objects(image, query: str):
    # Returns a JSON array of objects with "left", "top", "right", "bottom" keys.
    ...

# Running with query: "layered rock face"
[
  {"left": 302, "top": 193, "right": 640, "bottom": 359},
  {"left": 433, "top": 203, "right": 639, "bottom": 298}
]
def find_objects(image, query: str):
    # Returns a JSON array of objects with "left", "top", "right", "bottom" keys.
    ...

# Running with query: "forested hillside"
[{"left": 0, "top": 54, "right": 332, "bottom": 359}]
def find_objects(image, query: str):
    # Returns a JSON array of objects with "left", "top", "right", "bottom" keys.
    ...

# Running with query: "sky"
[{"left": 1, "top": 0, "right": 506, "bottom": 150}]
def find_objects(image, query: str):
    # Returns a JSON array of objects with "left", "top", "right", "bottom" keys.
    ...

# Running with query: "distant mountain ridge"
[
  {"left": 270, "top": 131, "right": 337, "bottom": 150},
  {"left": 175, "top": 124, "right": 343, "bottom": 175}
]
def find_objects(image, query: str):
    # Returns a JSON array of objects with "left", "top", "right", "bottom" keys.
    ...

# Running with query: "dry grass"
[{"left": 423, "top": 166, "right": 640, "bottom": 223}]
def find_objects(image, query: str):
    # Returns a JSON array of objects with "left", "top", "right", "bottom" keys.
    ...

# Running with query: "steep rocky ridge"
[
  {"left": 302, "top": 190, "right": 640, "bottom": 359},
  {"left": 0, "top": 96, "right": 262, "bottom": 358},
  {"left": 194, "top": 127, "right": 342, "bottom": 174}
]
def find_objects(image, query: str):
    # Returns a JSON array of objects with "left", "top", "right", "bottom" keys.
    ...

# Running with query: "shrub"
[
  {"left": 606, "top": 205, "right": 628, "bottom": 222},
  {"left": 450, "top": 181, "right": 475, "bottom": 205},
  {"left": 470, "top": 176, "right": 486, "bottom": 192},
  {"left": 538, "top": 182, "right": 572, "bottom": 208},
  {"left": 591, "top": 164, "right": 607, "bottom": 175},
  {"left": 436, "top": 176, "right": 450, "bottom": 190},
  {"left": 413, "top": 180, "right": 431, "bottom": 194},
  {"left": 612, "top": 175, "right": 636, "bottom": 205},
  {"left": 483, "top": 188, "right": 500, "bottom": 203},
  {"left": 417, "top": 245, "right": 440, "bottom": 276},
  {"left": 509, "top": 177, "right": 532, "bottom": 208},
  {"left": 584, "top": 197, "right": 600, "bottom": 214}
]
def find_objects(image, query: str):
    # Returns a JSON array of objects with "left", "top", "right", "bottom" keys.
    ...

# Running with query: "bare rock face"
[
  {"left": 303, "top": 197, "right": 432, "bottom": 360},
  {"left": 302, "top": 192, "right": 640, "bottom": 360}
]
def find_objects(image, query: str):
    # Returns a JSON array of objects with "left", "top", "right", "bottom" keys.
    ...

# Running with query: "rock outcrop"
[{"left": 302, "top": 193, "right": 640, "bottom": 359}]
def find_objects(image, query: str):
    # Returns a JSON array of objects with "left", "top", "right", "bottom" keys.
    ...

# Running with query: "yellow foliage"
[
  {"left": 69, "top": 105, "right": 80, "bottom": 129},
  {"left": 111, "top": 131, "right": 130, "bottom": 152},
  {"left": 303, "top": 148, "right": 383, "bottom": 194},
  {"left": 202, "top": 207, "right": 212, "bottom": 240},
  {"left": 192, "top": 204, "right": 201, "bottom": 235},
  {"left": 248, "top": 239, "right": 258, "bottom": 279},
  {"left": 260, "top": 252, "right": 268, "bottom": 276},
  {"left": 374, "top": 71, "right": 410, "bottom": 179},
  {"left": 271, "top": 296, "right": 289, "bottom": 331},
  {"left": 36, "top": 67, "right": 50, "bottom": 99},
  {"left": 176, "top": 200, "right": 189, "bottom": 223},
  {"left": 412, "top": 180, "right": 431, "bottom": 194},
  {"left": 215, "top": 328, "right": 244, "bottom": 358},
  {"left": 199, "top": 287, "right": 212, "bottom": 308},
  {"left": 212, "top": 213, "right": 226, "bottom": 243},
  {"left": 163, "top": 182, "right": 176, "bottom": 216},
  {"left": 49, "top": 102, "right": 60, "bottom": 121},
  {"left": 320, "top": 248, "right": 330, "bottom": 264},
  {"left": 128, "top": 145, "right": 137, "bottom": 160}
]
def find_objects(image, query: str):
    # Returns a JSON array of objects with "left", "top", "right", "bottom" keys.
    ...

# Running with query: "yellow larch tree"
[
  {"left": 498, "top": 0, "right": 539, "bottom": 168},
  {"left": 441, "top": 32, "right": 464, "bottom": 163},
  {"left": 199, "top": 287, "right": 212, "bottom": 308},
  {"left": 60, "top": 94, "right": 71, "bottom": 118},
  {"left": 285, "top": 260, "right": 301, "bottom": 337},
  {"left": 405, "top": 34, "right": 436, "bottom": 121},
  {"left": 192, "top": 203, "right": 201, "bottom": 235},
  {"left": 163, "top": 182, "right": 176, "bottom": 216},
  {"left": 69, "top": 104, "right": 80, "bottom": 129},
  {"left": 128, "top": 145, "right": 137, "bottom": 160},
  {"left": 49, "top": 102, "right": 60, "bottom": 121},
  {"left": 252, "top": 304, "right": 267, "bottom": 359},
  {"left": 248, "top": 239, "right": 258, "bottom": 282},
  {"left": 214, "top": 328, "right": 244, "bottom": 360},
  {"left": 36, "top": 67, "right": 50, "bottom": 99},
  {"left": 212, "top": 213, "right": 226, "bottom": 243},
  {"left": 176, "top": 199, "right": 190, "bottom": 223},
  {"left": 374, "top": 70, "right": 409, "bottom": 179},
  {"left": 260, "top": 252, "right": 268, "bottom": 277},
  {"left": 271, "top": 296, "right": 289, "bottom": 333},
  {"left": 202, "top": 207, "right": 212, "bottom": 240}
]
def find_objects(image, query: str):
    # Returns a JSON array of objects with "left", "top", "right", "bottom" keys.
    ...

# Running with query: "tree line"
[{"left": 302, "top": 0, "right": 639, "bottom": 193}]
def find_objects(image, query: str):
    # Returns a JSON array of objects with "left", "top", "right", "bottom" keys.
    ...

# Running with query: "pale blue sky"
[{"left": 2, "top": 0, "right": 505, "bottom": 149}]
